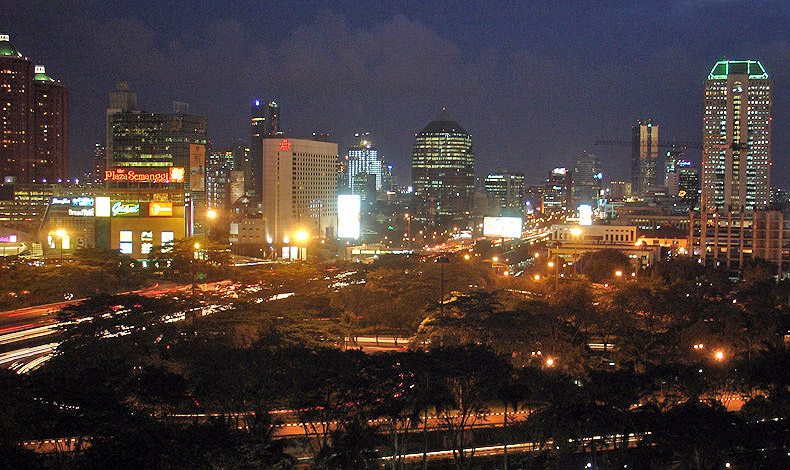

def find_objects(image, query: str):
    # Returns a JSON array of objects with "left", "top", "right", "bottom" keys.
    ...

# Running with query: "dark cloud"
[{"left": 4, "top": 1, "right": 789, "bottom": 188}]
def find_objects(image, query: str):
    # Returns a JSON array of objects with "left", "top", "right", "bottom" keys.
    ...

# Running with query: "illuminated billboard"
[
  {"left": 189, "top": 144, "right": 205, "bottom": 190},
  {"left": 105, "top": 167, "right": 184, "bottom": 183},
  {"left": 337, "top": 194, "right": 361, "bottom": 239},
  {"left": 483, "top": 217, "right": 523, "bottom": 238},
  {"left": 149, "top": 202, "right": 173, "bottom": 217},
  {"left": 111, "top": 202, "right": 141, "bottom": 217},
  {"left": 95, "top": 197, "right": 111, "bottom": 217},
  {"left": 578, "top": 204, "right": 593, "bottom": 226}
]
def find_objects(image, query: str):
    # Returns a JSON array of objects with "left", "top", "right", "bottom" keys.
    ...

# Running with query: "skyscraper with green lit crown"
[{"left": 702, "top": 60, "right": 772, "bottom": 212}]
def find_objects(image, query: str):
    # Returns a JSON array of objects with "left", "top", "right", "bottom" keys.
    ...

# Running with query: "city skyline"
[{"left": 4, "top": 1, "right": 790, "bottom": 189}]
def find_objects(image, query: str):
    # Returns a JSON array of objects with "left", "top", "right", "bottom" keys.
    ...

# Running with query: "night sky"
[{"left": 6, "top": 0, "right": 790, "bottom": 188}]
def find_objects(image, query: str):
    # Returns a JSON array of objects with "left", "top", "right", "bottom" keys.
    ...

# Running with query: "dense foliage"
[{"left": 1, "top": 255, "right": 790, "bottom": 469}]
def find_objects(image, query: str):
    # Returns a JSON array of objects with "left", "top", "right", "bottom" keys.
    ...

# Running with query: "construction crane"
[{"left": 594, "top": 139, "right": 702, "bottom": 149}]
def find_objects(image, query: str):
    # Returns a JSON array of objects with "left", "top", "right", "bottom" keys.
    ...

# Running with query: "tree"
[
  {"left": 432, "top": 346, "right": 511, "bottom": 470},
  {"left": 578, "top": 249, "right": 632, "bottom": 283},
  {"left": 148, "top": 236, "right": 231, "bottom": 282}
]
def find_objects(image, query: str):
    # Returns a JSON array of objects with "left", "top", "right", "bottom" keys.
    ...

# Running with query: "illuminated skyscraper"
[
  {"left": 702, "top": 60, "right": 772, "bottom": 212},
  {"left": 411, "top": 109, "right": 475, "bottom": 223},
  {"left": 631, "top": 119, "right": 658, "bottom": 196},
  {"left": 347, "top": 133, "right": 382, "bottom": 192},
  {"left": 0, "top": 34, "right": 68, "bottom": 184},
  {"left": 93, "top": 143, "right": 106, "bottom": 184},
  {"left": 261, "top": 138, "right": 338, "bottom": 241},
  {"left": 266, "top": 101, "right": 280, "bottom": 136},
  {"left": 543, "top": 167, "right": 571, "bottom": 213},
  {"left": 571, "top": 152, "right": 602, "bottom": 207},
  {"left": 249, "top": 100, "right": 266, "bottom": 200},
  {"left": 484, "top": 172, "right": 525, "bottom": 213},
  {"left": 106, "top": 81, "right": 137, "bottom": 165}
]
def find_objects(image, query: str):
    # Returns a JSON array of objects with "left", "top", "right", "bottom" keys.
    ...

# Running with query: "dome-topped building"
[
  {"left": 0, "top": 34, "right": 68, "bottom": 184},
  {"left": 411, "top": 108, "right": 475, "bottom": 224},
  {"left": 0, "top": 33, "right": 23, "bottom": 58}
]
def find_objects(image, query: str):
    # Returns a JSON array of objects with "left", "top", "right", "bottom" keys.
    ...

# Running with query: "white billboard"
[
  {"left": 578, "top": 204, "right": 593, "bottom": 226},
  {"left": 483, "top": 217, "right": 523, "bottom": 238},
  {"left": 337, "top": 194, "right": 361, "bottom": 239}
]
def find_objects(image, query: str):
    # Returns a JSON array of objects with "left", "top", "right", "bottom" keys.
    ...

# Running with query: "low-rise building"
[
  {"left": 548, "top": 224, "right": 661, "bottom": 269},
  {"left": 688, "top": 210, "right": 790, "bottom": 276}
]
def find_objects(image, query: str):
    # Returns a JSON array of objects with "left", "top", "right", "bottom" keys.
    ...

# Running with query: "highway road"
[{"left": 0, "top": 282, "right": 209, "bottom": 372}]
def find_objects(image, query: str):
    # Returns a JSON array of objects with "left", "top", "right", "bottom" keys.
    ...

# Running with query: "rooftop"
[
  {"left": 33, "top": 65, "right": 56, "bottom": 83},
  {"left": 420, "top": 108, "right": 468, "bottom": 134},
  {"left": 0, "top": 33, "right": 23, "bottom": 59},
  {"left": 708, "top": 60, "right": 769, "bottom": 80}
]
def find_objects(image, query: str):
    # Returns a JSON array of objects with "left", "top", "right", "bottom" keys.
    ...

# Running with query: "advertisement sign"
[
  {"left": 578, "top": 204, "right": 593, "bottom": 226},
  {"left": 53, "top": 197, "right": 95, "bottom": 207},
  {"left": 189, "top": 144, "right": 205, "bottom": 191},
  {"left": 95, "top": 197, "right": 111, "bottom": 217},
  {"left": 483, "top": 217, "right": 523, "bottom": 238},
  {"left": 105, "top": 167, "right": 184, "bottom": 184},
  {"left": 68, "top": 208, "right": 95, "bottom": 217},
  {"left": 169, "top": 167, "right": 185, "bottom": 183},
  {"left": 111, "top": 202, "right": 141, "bottom": 217},
  {"left": 337, "top": 195, "right": 361, "bottom": 239},
  {"left": 149, "top": 202, "right": 173, "bottom": 217}
]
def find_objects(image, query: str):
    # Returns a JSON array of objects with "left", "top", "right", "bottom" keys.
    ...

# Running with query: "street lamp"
[
  {"left": 55, "top": 229, "right": 67, "bottom": 265},
  {"left": 206, "top": 209, "right": 217, "bottom": 239},
  {"left": 295, "top": 230, "right": 308, "bottom": 242},
  {"left": 615, "top": 270, "right": 623, "bottom": 277},
  {"left": 404, "top": 213, "right": 411, "bottom": 249},
  {"left": 194, "top": 242, "right": 200, "bottom": 260},
  {"left": 435, "top": 255, "right": 450, "bottom": 344}
]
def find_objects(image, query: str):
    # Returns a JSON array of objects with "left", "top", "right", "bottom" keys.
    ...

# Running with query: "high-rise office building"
[
  {"left": 484, "top": 172, "right": 525, "bottom": 213},
  {"left": 543, "top": 167, "right": 571, "bottom": 213},
  {"left": 261, "top": 138, "right": 338, "bottom": 242},
  {"left": 108, "top": 111, "right": 207, "bottom": 234},
  {"left": 664, "top": 146, "right": 684, "bottom": 196},
  {"left": 93, "top": 143, "right": 106, "bottom": 184},
  {"left": 267, "top": 101, "right": 280, "bottom": 136},
  {"left": 606, "top": 181, "right": 631, "bottom": 201},
  {"left": 702, "top": 60, "right": 772, "bottom": 212},
  {"left": 631, "top": 119, "right": 658, "bottom": 196},
  {"left": 0, "top": 34, "right": 68, "bottom": 184},
  {"left": 677, "top": 160, "right": 700, "bottom": 209},
  {"left": 106, "top": 81, "right": 138, "bottom": 164},
  {"left": 571, "top": 152, "right": 602, "bottom": 207},
  {"left": 347, "top": 133, "right": 383, "bottom": 192},
  {"left": 249, "top": 100, "right": 266, "bottom": 201},
  {"left": 411, "top": 109, "right": 475, "bottom": 223}
]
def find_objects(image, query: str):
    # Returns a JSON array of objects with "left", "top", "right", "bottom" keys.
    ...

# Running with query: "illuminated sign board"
[
  {"left": 169, "top": 167, "right": 185, "bottom": 183},
  {"left": 337, "top": 195, "right": 361, "bottom": 239},
  {"left": 68, "top": 208, "right": 95, "bottom": 217},
  {"left": 111, "top": 202, "right": 141, "bottom": 217},
  {"left": 95, "top": 197, "right": 111, "bottom": 217},
  {"left": 578, "top": 204, "right": 593, "bottom": 226},
  {"left": 483, "top": 217, "right": 523, "bottom": 238},
  {"left": 189, "top": 145, "right": 205, "bottom": 191},
  {"left": 279, "top": 139, "right": 292, "bottom": 151},
  {"left": 53, "top": 197, "right": 95, "bottom": 209},
  {"left": 149, "top": 202, "right": 173, "bottom": 217},
  {"left": 0, "top": 235, "right": 18, "bottom": 243},
  {"left": 104, "top": 167, "right": 185, "bottom": 183}
]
